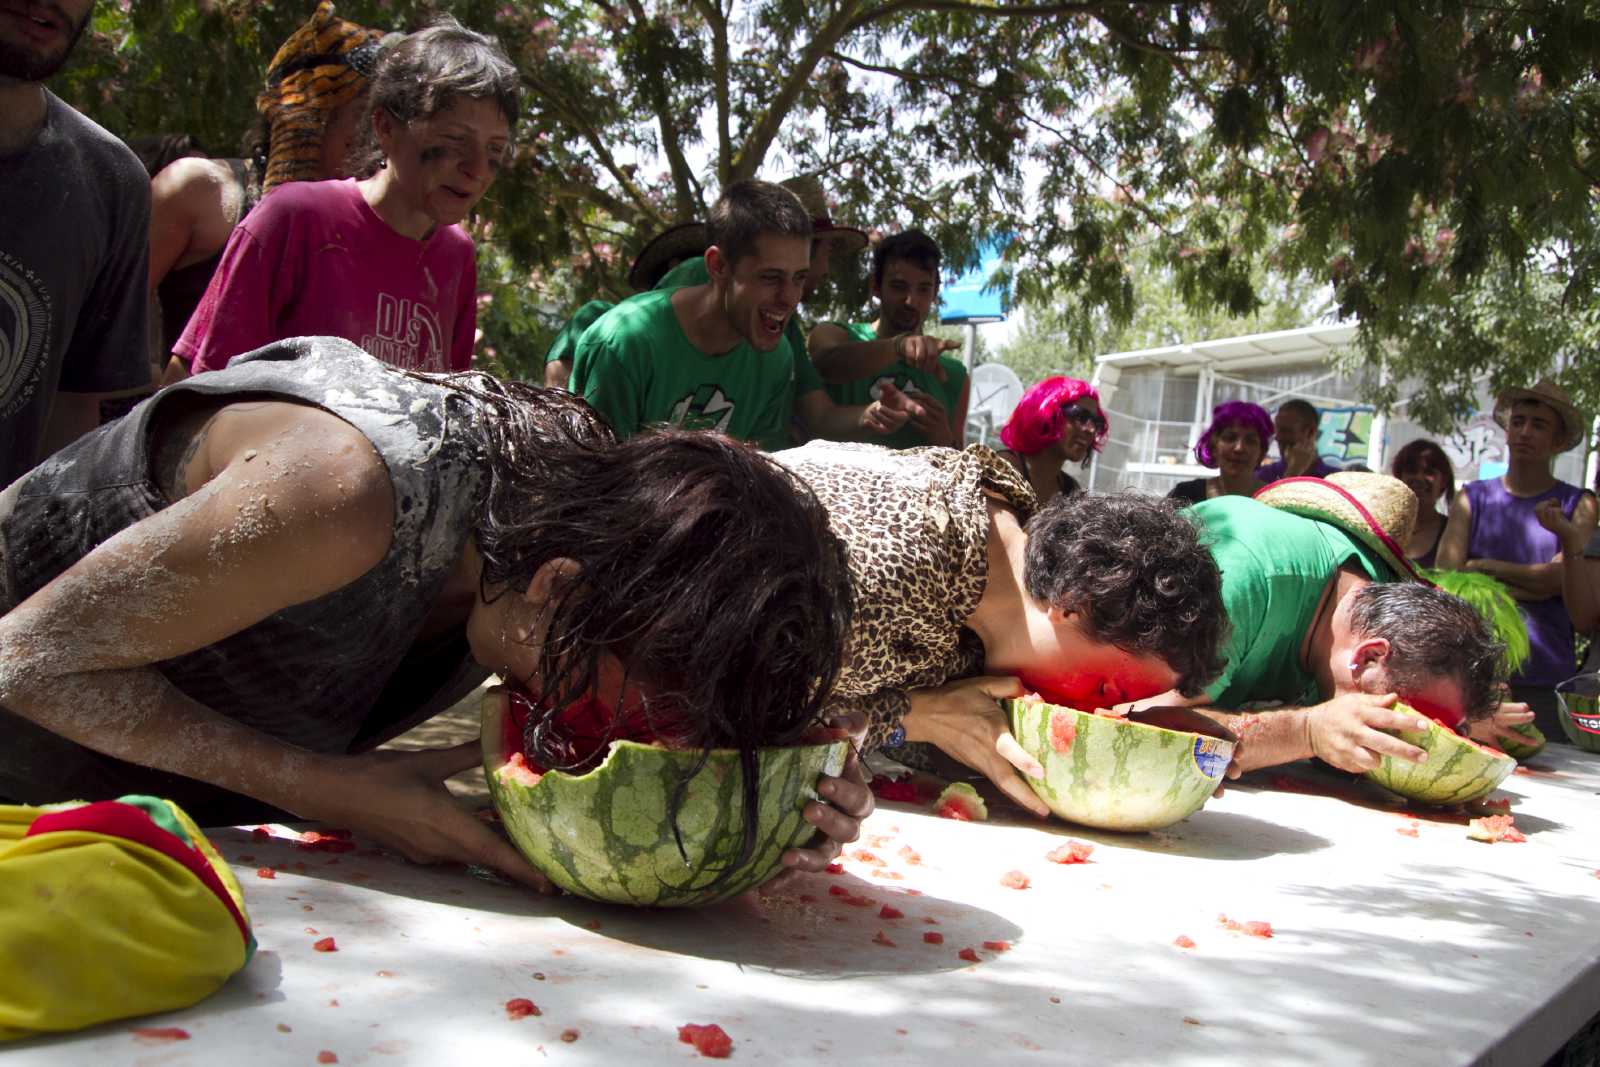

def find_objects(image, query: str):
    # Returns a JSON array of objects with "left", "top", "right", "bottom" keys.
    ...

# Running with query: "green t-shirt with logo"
[
  {"left": 544, "top": 299, "right": 614, "bottom": 367},
  {"left": 1188, "top": 496, "right": 1393, "bottom": 709},
  {"left": 571, "top": 289, "right": 810, "bottom": 450},
  {"left": 822, "top": 322, "right": 969, "bottom": 449},
  {"left": 652, "top": 255, "right": 823, "bottom": 399}
]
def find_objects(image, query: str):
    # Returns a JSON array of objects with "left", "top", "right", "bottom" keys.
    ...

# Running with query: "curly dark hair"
[
  {"left": 1347, "top": 583, "right": 1504, "bottom": 722},
  {"left": 1022, "top": 493, "right": 1228, "bottom": 696},
  {"left": 414, "top": 373, "right": 854, "bottom": 866}
]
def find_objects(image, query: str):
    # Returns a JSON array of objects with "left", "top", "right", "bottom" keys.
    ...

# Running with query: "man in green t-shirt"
[
  {"left": 1119, "top": 482, "right": 1508, "bottom": 777},
  {"left": 808, "top": 229, "right": 971, "bottom": 448},
  {"left": 570, "top": 181, "right": 912, "bottom": 449},
  {"left": 541, "top": 299, "right": 612, "bottom": 389}
]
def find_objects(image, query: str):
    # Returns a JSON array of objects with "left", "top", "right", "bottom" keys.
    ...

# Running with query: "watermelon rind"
[
  {"left": 1005, "top": 698, "right": 1235, "bottom": 832},
  {"left": 1499, "top": 723, "right": 1546, "bottom": 762},
  {"left": 933, "top": 782, "right": 988, "bottom": 821},
  {"left": 1364, "top": 709, "right": 1516, "bottom": 805},
  {"left": 482, "top": 695, "right": 849, "bottom": 907}
]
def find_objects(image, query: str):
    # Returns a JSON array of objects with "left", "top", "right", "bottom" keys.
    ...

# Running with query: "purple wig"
[
  {"left": 1194, "top": 400, "right": 1274, "bottom": 468},
  {"left": 999, "top": 376, "right": 1107, "bottom": 455}
]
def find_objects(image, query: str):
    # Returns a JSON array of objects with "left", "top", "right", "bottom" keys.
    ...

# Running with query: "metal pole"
[{"left": 963, "top": 323, "right": 976, "bottom": 371}]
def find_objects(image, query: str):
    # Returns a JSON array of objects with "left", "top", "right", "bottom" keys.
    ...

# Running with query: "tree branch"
[
  {"left": 522, "top": 72, "right": 666, "bottom": 227},
  {"left": 688, "top": 0, "right": 734, "bottom": 183},
  {"left": 731, "top": 0, "right": 872, "bottom": 181}
]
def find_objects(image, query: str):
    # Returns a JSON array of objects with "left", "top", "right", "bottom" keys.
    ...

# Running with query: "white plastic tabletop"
[{"left": 9, "top": 748, "right": 1600, "bottom": 1066}]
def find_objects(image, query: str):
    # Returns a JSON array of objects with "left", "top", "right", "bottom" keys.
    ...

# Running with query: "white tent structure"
[{"left": 1085, "top": 323, "right": 1587, "bottom": 495}]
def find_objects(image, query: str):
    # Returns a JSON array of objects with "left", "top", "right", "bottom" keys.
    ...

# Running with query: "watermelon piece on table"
[
  {"left": 317, "top": 1053, "right": 338, "bottom": 1065},
  {"left": 505, "top": 998, "right": 541, "bottom": 1019},
  {"left": 878, "top": 905, "right": 904, "bottom": 919},
  {"left": 1173, "top": 935, "right": 1196, "bottom": 949},
  {"left": 1468, "top": 814, "right": 1527, "bottom": 843},
  {"left": 923, "top": 931, "right": 944, "bottom": 945},
  {"left": 897, "top": 846, "right": 923, "bottom": 865},
  {"left": 872, "top": 930, "right": 896, "bottom": 947},
  {"left": 1006, "top": 696, "right": 1234, "bottom": 832},
  {"left": 132, "top": 1028, "right": 191, "bottom": 1041},
  {"left": 679, "top": 1023, "right": 734, "bottom": 1058},
  {"left": 1364, "top": 706, "right": 1515, "bottom": 806},
  {"left": 982, "top": 940, "right": 1012, "bottom": 952},
  {"left": 1000, "top": 869, "right": 1031, "bottom": 890},
  {"left": 313, "top": 937, "right": 337, "bottom": 952},
  {"left": 1243, "top": 921, "right": 1273, "bottom": 938},
  {"left": 1045, "top": 840, "right": 1095, "bottom": 864},
  {"left": 958, "top": 947, "right": 981, "bottom": 963},
  {"left": 869, "top": 778, "right": 921, "bottom": 803},
  {"left": 933, "top": 782, "right": 988, "bottom": 822},
  {"left": 482, "top": 690, "right": 849, "bottom": 907}
]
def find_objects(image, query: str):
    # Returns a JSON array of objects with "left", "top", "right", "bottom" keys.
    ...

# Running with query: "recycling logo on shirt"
[
  {"left": 0, "top": 250, "right": 53, "bottom": 419},
  {"left": 868, "top": 374, "right": 929, "bottom": 402},
  {"left": 669, "top": 385, "right": 736, "bottom": 434}
]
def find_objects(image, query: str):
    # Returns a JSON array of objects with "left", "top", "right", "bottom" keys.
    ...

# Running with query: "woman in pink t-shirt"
[{"left": 177, "top": 17, "right": 516, "bottom": 375}]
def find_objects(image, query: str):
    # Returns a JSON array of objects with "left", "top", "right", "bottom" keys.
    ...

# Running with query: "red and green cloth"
[{"left": 0, "top": 795, "right": 254, "bottom": 1040}]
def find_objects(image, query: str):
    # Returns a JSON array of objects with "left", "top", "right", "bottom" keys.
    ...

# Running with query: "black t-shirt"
[{"left": 0, "top": 91, "right": 150, "bottom": 485}]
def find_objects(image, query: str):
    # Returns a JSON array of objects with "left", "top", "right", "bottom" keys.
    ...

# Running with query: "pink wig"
[
  {"left": 999, "top": 376, "right": 1106, "bottom": 455},
  {"left": 1194, "top": 400, "right": 1274, "bottom": 468}
]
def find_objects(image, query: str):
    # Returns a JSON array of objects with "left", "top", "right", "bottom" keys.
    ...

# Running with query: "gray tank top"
[{"left": 3, "top": 337, "right": 491, "bottom": 753}]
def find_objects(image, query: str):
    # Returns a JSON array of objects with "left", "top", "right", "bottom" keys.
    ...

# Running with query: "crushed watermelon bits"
[
  {"left": 560, "top": 1029, "right": 581, "bottom": 1043},
  {"left": 1045, "top": 840, "right": 1095, "bottom": 864},
  {"left": 679, "top": 1023, "right": 735, "bottom": 1058},
  {"left": 982, "top": 940, "right": 1012, "bottom": 952},
  {"left": 957, "top": 947, "right": 981, "bottom": 963},
  {"left": 1173, "top": 935, "right": 1196, "bottom": 950},
  {"left": 872, "top": 930, "right": 897, "bottom": 947},
  {"left": 132, "top": 1027, "right": 191, "bottom": 1041},
  {"left": 1468, "top": 814, "right": 1528, "bottom": 843},
  {"left": 317, "top": 1053, "right": 339, "bottom": 1065},
  {"left": 878, "top": 905, "right": 904, "bottom": 920},
  {"left": 312, "top": 937, "right": 338, "bottom": 952},
  {"left": 923, "top": 932, "right": 945, "bottom": 945},
  {"left": 1000, "top": 869, "right": 1031, "bottom": 890},
  {"left": 505, "top": 998, "right": 541, "bottom": 1019}
]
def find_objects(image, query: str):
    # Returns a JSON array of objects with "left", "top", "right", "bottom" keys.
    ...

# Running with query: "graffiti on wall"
[{"left": 1313, "top": 407, "right": 1374, "bottom": 467}]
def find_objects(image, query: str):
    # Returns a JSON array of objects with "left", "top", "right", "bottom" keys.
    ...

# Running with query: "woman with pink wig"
[
  {"left": 996, "top": 377, "right": 1108, "bottom": 503},
  {"left": 1169, "top": 401, "right": 1274, "bottom": 505}
]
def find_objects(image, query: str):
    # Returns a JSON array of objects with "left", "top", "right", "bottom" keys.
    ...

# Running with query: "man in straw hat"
[
  {"left": 570, "top": 180, "right": 917, "bottom": 448},
  {"left": 1119, "top": 473, "right": 1510, "bottom": 775},
  {"left": 808, "top": 229, "right": 971, "bottom": 448},
  {"left": 0, "top": 0, "right": 152, "bottom": 488},
  {"left": 1437, "top": 380, "right": 1598, "bottom": 738}
]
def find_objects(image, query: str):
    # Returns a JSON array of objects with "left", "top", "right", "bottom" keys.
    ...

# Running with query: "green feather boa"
[{"left": 1423, "top": 569, "right": 1531, "bottom": 674}]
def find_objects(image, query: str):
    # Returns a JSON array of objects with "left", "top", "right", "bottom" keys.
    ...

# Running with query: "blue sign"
[{"left": 940, "top": 236, "right": 1010, "bottom": 325}]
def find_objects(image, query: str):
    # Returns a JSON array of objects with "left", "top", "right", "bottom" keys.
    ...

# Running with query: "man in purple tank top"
[{"left": 1437, "top": 380, "right": 1597, "bottom": 739}]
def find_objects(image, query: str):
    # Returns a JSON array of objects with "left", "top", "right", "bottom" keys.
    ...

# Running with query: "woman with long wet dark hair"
[{"left": 0, "top": 337, "right": 866, "bottom": 890}]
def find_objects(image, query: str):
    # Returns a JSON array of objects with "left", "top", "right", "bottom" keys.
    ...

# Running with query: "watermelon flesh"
[
  {"left": 1005, "top": 697, "right": 1235, "bottom": 832},
  {"left": 1364, "top": 705, "right": 1516, "bottom": 805},
  {"left": 481, "top": 691, "right": 849, "bottom": 907}
]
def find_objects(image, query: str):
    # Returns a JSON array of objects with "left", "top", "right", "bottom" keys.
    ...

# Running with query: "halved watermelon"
[
  {"left": 1364, "top": 706, "right": 1515, "bottom": 805},
  {"left": 1005, "top": 697, "right": 1234, "bottom": 831},
  {"left": 1499, "top": 723, "right": 1546, "bottom": 761},
  {"left": 1556, "top": 676, "right": 1600, "bottom": 754},
  {"left": 482, "top": 692, "right": 848, "bottom": 906}
]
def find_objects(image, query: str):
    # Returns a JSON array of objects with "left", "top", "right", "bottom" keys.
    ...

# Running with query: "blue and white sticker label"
[{"left": 1193, "top": 737, "right": 1230, "bottom": 780}]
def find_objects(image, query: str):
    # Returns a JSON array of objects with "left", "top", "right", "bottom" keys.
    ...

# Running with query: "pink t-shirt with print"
[{"left": 176, "top": 178, "right": 476, "bottom": 374}]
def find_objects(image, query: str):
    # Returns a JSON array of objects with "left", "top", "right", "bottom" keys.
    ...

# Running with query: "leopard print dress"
[{"left": 773, "top": 441, "right": 1038, "bottom": 756}]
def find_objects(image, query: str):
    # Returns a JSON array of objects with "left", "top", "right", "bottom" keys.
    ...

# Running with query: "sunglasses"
[{"left": 1061, "top": 406, "right": 1107, "bottom": 434}]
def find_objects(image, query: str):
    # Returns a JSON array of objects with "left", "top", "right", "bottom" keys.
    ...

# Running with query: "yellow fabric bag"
[{"left": 0, "top": 795, "right": 254, "bottom": 1040}]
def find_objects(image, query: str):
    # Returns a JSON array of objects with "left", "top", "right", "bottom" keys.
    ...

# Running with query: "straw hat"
[
  {"left": 1254, "top": 472, "right": 1427, "bottom": 583},
  {"left": 626, "top": 220, "right": 708, "bottom": 292},
  {"left": 1493, "top": 380, "right": 1587, "bottom": 452},
  {"left": 780, "top": 175, "right": 868, "bottom": 255}
]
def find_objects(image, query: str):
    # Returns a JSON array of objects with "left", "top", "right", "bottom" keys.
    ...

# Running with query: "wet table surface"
[{"left": 10, "top": 747, "right": 1600, "bottom": 1066}]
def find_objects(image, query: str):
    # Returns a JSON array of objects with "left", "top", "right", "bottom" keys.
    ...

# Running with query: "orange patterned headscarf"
[{"left": 256, "top": 1, "right": 387, "bottom": 193}]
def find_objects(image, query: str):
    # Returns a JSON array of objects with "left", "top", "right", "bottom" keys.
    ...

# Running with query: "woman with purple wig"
[
  {"left": 995, "top": 377, "right": 1109, "bottom": 503},
  {"left": 1169, "top": 401, "right": 1274, "bottom": 505}
]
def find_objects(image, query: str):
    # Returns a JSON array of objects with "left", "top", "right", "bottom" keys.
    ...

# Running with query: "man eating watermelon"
[
  {"left": 0, "top": 337, "right": 870, "bottom": 890},
  {"left": 1118, "top": 473, "right": 1518, "bottom": 775}
]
